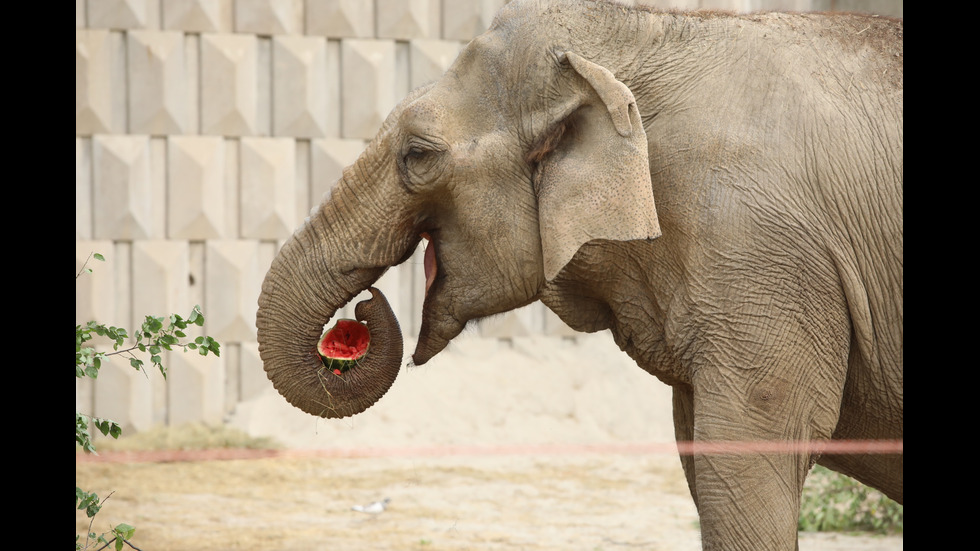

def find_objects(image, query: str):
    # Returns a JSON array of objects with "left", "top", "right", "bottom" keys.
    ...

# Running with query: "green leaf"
[
  {"left": 94, "top": 253, "right": 105, "bottom": 261},
  {"left": 76, "top": 487, "right": 102, "bottom": 517}
]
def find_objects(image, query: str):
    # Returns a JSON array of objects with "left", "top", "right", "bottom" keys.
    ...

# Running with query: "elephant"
[{"left": 256, "top": 1, "right": 903, "bottom": 549}]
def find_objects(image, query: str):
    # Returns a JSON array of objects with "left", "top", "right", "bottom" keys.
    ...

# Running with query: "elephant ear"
[{"left": 535, "top": 52, "right": 662, "bottom": 281}]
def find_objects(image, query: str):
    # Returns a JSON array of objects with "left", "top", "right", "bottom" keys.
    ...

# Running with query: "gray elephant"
[{"left": 257, "top": 1, "right": 903, "bottom": 549}]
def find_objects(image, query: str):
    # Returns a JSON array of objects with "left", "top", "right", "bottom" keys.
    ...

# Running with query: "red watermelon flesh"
[{"left": 317, "top": 319, "right": 370, "bottom": 373}]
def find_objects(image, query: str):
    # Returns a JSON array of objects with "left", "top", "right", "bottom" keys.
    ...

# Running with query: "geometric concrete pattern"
[
  {"left": 128, "top": 30, "right": 188, "bottom": 135},
  {"left": 162, "top": 0, "right": 233, "bottom": 33},
  {"left": 306, "top": 0, "right": 374, "bottom": 38},
  {"left": 200, "top": 33, "right": 259, "bottom": 136},
  {"left": 75, "top": 0, "right": 903, "bottom": 433},
  {"left": 340, "top": 38, "right": 398, "bottom": 140},
  {"left": 273, "top": 35, "right": 334, "bottom": 138},
  {"left": 167, "top": 136, "right": 227, "bottom": 239}
]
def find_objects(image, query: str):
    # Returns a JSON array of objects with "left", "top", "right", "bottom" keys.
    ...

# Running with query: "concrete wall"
[{"left": 75, "top": 0, "right": 902, "bottom": 435}]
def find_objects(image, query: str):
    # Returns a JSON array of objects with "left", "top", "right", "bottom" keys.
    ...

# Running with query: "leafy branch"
[
  {"left": 75, "top": 307, "right": 220, "bottom": 380},
  {"left": 75, "top": 252, "right": 221, "bottom": 550}
]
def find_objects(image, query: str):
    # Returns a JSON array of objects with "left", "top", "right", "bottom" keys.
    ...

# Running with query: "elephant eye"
[
  {"left": 405, "top": 146, "right": 427, "bottom": 161},
  {"left": 403, "top": 136, "right": 440, "bottom": 161},
  {"left": 399, "top": 138, "right": 445, "bottom": 189},
  {"left": 402, "top": 144, "right": 433, "bottom": 173}
]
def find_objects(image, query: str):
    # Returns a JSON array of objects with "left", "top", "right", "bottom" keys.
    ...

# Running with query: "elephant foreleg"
[
  {"left": 672, "top": 386, "right": 699, "bottom": 506},
  {"left": 692, "top": 442, "right": 806, "bottom": 550},
  {"left": 674, "top": 384, "right": 805, "bottom": 550}
]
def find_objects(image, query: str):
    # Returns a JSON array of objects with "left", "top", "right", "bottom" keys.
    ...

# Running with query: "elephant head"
[{"left": 256, "top": 4, "right": 661, "bottom": 418}]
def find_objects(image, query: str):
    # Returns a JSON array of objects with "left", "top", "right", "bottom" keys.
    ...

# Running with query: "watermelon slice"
[{"left": 317, "top": 318, "right": 370, "bottom": 374}]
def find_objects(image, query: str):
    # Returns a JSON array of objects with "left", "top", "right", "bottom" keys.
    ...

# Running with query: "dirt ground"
[
  {"left": 76, "top": 450, "right": 902, "bottom": 551},
  {"left": 77, "top": 334, "right": 902, "bottom": 550}
]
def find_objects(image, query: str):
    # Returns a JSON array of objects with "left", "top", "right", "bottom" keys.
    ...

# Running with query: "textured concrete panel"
[
  {"left": 76, "top": 241, "right": 117, "bottom": 327},
  {"left": 205, "top": 240, "right": 265, "bottom": 342},
  {"left": 183, "top": 34, "right": 202, "bottom": 134},
  {"left": 93, "top": 349, "right": 155, "bottom": 436},
  {"left": 76, "top": 29, "right": 115, "bottom": 134},
  {"left": 239, "top": 341, "right": 274, "bottom": 401},
  {"left": 256, "top": 37, "right": 273, "bottom": 137},
  {"left": 341, "top": 39, "right": 397, "bottom": 139},
  {"left": 442, "top": 0, "right": 505, "bottom": 40},
  {"left": 407, "top": 246, "right": 426, "bottom": 338},
  {"left": 273, "top": 36, "right": 330, "bottom": 138},
  {"left": 162, "top": 0, "right": 233, "bottom": 32},
  {"left": 87, "top": 0, "right": 148, "bottom": 30},
  {"left": 167, "top": 135, "right": 226, "bottom": 238},
  {"left": 92, "top": 135, "right": 154, "bottom": 239},
  {"left": 305, "top": 0, "right": 374, "bottom": 38},
  {"left": 235, "top": 0, "right": 303, "bottom": 35},
  {"left": 167, "top": 351, "right": 226, "bottom": 425},
  {"left": 396, "top": 244, "right": 426, "bottom": 338},
  {"left": 200, "top": 33, "right": 258, "bottom": 136},
  {"left": 310, "top": 138, "right": 365, "bottom": 205},
  {"left": 376, "top": 0, "right": 440, "bottom": 39},
  {"left": 240, "top": 137, "right": 297, "bottom": 238},
  {"left": 77, "top": 138, "right": 93, "bottom": 239},
  {"left": 128, "top": 30, "right": 188, "bottom": 135},
  {"left": 294, "top": 140, "right": 312, "bottom": 219},
  {"left": 409, "top": 39, "right": 462, "bottom": 90},
  {"left": 131, "top": 241, "right": 191, "bottom": 331}
]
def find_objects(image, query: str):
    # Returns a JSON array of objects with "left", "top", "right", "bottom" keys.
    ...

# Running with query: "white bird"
[{"left": 351, "top": 498, "right": 390, "bottom": 514}]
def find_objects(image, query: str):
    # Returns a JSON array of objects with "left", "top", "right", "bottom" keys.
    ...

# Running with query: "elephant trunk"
[{"left": 256, "top": 180, "right": 406, "bottom": 419}]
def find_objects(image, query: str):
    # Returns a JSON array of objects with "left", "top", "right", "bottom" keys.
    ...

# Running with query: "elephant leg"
[
  {"left": 691, "top": 432, "right": 807, "bottom": 550},
  {"left": 688, "top": 353, "right": 847, "bottom": 551},
  {"left": 671, "top": 386, "right": 698, "bottom": 505},
  {"left": 675, "top": 381, "right": 806, "bottom": 550},
  {"left": 687, "top": 324, "right": 848, "bottom": 549}
]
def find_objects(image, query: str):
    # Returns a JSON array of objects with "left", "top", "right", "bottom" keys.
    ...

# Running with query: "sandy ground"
[{"left": 76, "top": 333, "right": 902, "bottom": 550}]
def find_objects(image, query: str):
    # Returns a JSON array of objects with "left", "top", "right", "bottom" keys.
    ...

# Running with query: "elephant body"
[{"left": 257, "top": 1, "right": 903, "bottom": 549}]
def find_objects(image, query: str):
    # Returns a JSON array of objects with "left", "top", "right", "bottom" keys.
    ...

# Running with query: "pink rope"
[{"left": 76, "top": 439, "right": 903, "bottom": 464}]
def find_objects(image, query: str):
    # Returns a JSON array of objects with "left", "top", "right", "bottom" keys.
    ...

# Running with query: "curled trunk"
[
  {"left": 257, "top": 89, "right": 426, "bottom": 418},
  {"left": 256, "top": 201, "right": 405, "bottom": 418},
  {"left": 258, "top": 285, "right": 403, "bottom": 418}
]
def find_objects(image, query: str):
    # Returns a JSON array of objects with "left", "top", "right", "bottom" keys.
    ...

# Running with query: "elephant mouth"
[
  {"left": 421, "top": 232, "right": 437, "bottom": 294},
  {"left": 412, "top": 230, "right": 465, "bottom": 365}
]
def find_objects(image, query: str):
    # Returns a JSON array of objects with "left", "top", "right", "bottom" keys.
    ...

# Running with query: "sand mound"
[{"left": 229, "top": 332, "right": 676, "bottom": 451}]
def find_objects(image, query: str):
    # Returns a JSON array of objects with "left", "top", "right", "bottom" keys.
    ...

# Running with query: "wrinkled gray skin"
[{"left": 257, "top": 1, "right": 902, "bottom": 548}]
